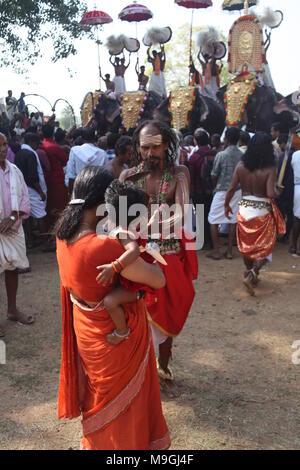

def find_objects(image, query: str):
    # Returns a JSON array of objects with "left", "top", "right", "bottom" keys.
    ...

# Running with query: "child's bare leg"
[{"left": 104, "top": 286, "right": 137, "bottom": 345}]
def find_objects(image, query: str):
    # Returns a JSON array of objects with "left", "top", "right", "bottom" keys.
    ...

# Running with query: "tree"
[
  {"left": 0, "top": 0, "right": 89, "bottom": 67},
  {"left": 163, "top": 23, "right": 230, "bottom": 90},
  {"left": 57, "top": 105, "right": 77, "bottom": 131}
]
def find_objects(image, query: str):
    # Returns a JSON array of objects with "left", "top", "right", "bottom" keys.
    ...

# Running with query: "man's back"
[
  {"left": 14, "top": 148, "right": 38, "bottom": 189},
  {"left": 42, "top": 138, "right": 68, "bottom": 185},
  {"left": 237, "top": 162, "right": 277, "bottom": 199},
  {"left": 189, "top": 146, "right": 212, "bottom": 196},
  {"left": 212, "top": 145, "right": 243, "bottom": 192}
]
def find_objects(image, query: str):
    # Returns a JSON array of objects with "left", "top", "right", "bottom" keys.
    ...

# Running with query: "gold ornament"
[
  {"left": 226, "top": 73, "right": 257, "bottom": 125},
  {"left": 229, "top": 15, "right": 265, "bottom": 74},
  {"left": 80, "top": 91, "right": 100, "bottom": 127},
  {"left": 170, "top": 87, "right": 196, "bottom": 130},
  {"left": 121, "top": 91, "right": 146, "bottom": 131}
]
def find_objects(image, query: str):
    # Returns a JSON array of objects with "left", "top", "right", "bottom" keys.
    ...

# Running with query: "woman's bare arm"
[{"left": 121, "top": 258, "right": 166, "bottom": 289}]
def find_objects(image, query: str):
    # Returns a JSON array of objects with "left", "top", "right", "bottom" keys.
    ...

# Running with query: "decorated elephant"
[
  {"left": 153, "top": 87, "right": 226, "bottom": 136},
  {"left": 217, "top": 83, "right": 298, "bottom": 134},
  {"left": 93, "top": 90, "right": 163, "bottom": 135}
]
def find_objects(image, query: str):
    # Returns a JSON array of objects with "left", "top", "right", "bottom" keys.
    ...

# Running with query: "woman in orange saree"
[{"left": 55, "top": 167, "right": 170, "bottom": 450}]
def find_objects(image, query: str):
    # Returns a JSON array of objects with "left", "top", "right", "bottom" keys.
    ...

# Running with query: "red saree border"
[
  {"left": 149, "top": 431, "right": 171, "bottom": 450},
  {"left": 82, "top": 333, "right": 151, "bottom": 436},
  {"left": 80, "top": 431, "right": 171, "bottom": 451}
]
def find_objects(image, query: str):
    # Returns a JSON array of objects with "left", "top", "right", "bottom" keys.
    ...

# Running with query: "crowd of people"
[{"left": 1, "top": 93, "right": 300, "bottom": 449}]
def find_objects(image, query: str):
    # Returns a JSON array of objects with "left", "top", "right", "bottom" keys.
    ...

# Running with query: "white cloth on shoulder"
[
  {"left": 208, "top": 189, "right": 242, "bottom": 225},
  {"left": 0, "top": 161, "right": 29, "bottom": 272}
]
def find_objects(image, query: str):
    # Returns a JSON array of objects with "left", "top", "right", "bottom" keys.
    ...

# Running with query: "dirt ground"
[{"left": 0, "top": 241, "right": 299, "bottom": 450}]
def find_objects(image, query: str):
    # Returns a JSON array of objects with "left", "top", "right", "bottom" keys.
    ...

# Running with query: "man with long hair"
[
  {"left": 225, "top": 132, "right": 286, "bottom": 295},
  {"left": 120, "top": 120, "right": 198, "bottom": 382}
]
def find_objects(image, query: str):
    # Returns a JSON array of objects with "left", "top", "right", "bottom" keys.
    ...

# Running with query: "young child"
[{"left": 96, "top": 180, "right": 166, "bottom": 345}]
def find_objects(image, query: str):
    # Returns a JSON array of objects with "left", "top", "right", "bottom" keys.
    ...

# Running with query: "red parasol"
[
  {"left": 175, "top": 0, "right": 213, "bottom": 79},
  {"left": 119, "top": 3, "right": 153, "bottom": 23},
  {"left": 175, "top": 1, "right": 212, "bottom": 7},
  {"left": 119, "top": 2, "right": 153, "bottom": 65},
  {"left": 80, "top": 10, "right": 113, "bottom": 26},
  {"left": 80, "top": 10, "right": 113, "bottom": 89}
]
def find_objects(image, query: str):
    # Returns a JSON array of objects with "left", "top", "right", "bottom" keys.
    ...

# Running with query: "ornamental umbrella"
[
  {"left": 175, "top": 1, "right": 212, "bottom": 7},
  {"left": 222, "top": 0, "right": 256, "bottom": 12},
  {"left": 119, "top": 3, "right": 153, "bottom": 23},
  {"left": 80, "top": 10, "right": 113, "bottom": 89},
  {"left": 174, "top": 1, "right": 213, "bottom": 79},
  {"left": 119, "top": 2, "right": 153, "bottom": 66}
]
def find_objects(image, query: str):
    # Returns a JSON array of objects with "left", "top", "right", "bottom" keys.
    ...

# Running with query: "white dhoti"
[
  {"left": 0, "top": 226, "right": 29, "bottom": 273},
  {"left": 294, "top": 185, "right": 300, "bottom": 219},
  {"left": 21, "top": 145, "right": 47, "bottom": 219},
  {"left": 113, "top": 76, "right": 126, "bottom": 95},
  {"left": 208, "top": 189, "right": 242, "bottom": 225},
  {"left": 203, "top": 76, "right": 218, "bottom": 100},
  {"left": 149, "top": 72, "right": 167, "bottom": 98},
  {"left": 28, "top": 188, "right": 46, "bottom": 219},
  {"left": 150, "top": 323, "right": 168, "bottom": 353},
  {"left": 238, "top": 195, "right": 271, "bottom": 221}
]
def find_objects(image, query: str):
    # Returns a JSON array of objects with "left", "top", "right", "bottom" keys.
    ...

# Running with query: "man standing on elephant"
[
  {"left": 109, "top": 54, "right": 131, "bottom": 97},
  {"left": 148, "top": 46, "right": 167, "bottom": 98},
  {"left": 120, "top": 120, "right": 198, "bottom": 382}
]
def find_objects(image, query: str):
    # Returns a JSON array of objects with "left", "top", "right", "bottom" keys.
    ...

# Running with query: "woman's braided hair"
[{"left": 54, "top": 167, "right": 114, "bottom": 241}]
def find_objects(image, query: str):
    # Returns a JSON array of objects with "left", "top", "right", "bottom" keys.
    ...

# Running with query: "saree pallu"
[
  {"left": 147, "top": 231, "right": 198, "bottom": 337},
  {"left": 58, "top": 286, "right": 170, "bottom": 450},
  {"left": 237, "top": 198, "right": 286, "bottom": 260}
]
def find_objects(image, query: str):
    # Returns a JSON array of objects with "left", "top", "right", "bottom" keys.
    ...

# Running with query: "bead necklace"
[{"left": 136, "top": 162, "right": 172, "bottom": 205}]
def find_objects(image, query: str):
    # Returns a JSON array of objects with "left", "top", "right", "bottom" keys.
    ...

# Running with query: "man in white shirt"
[
  {"left": 291, "top": 150, "right": 300, "bottom": 255},
  {"left": 65, "top": 128, "right": 108, "bottom": 194}
]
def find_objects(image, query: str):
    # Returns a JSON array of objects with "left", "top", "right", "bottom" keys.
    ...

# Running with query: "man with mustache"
[{"left": 120, "top": 120, "right": 198, "bottom": 382}]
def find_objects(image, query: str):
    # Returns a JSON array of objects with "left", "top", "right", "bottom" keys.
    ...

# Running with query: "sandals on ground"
[
  {"left": 7, "top": 313, "right": 35, "bottom": 325},
  {"left": 156, "top": 358, "right": 175, "bottom": 381}
]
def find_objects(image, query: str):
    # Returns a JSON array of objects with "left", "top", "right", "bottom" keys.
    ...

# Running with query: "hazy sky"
[{"left": 0, "top": 0, "right": 299, "bottom": 117}]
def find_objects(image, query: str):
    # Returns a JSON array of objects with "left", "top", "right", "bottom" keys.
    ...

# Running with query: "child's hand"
[{"left": 96, "top": 264, "right": 115, "bottom": 285}]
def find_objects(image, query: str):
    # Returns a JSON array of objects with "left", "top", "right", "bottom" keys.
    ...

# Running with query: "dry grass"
[{"left": 0, "top": 243, "right": 300, "bottom": 450}]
